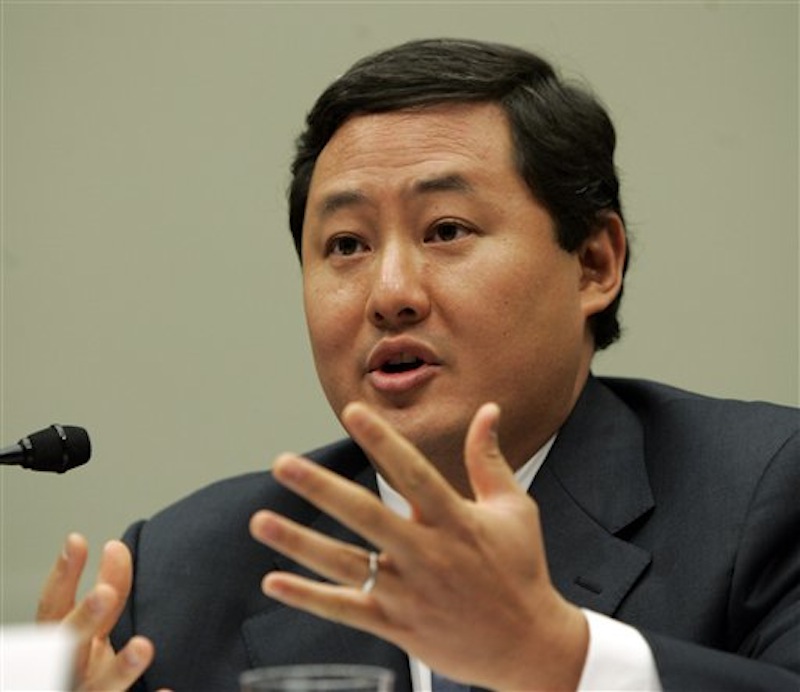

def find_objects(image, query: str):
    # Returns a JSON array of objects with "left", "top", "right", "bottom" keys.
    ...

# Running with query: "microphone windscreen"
[{"left": 26, "top": 425, "right": 91, "bottom": 473}]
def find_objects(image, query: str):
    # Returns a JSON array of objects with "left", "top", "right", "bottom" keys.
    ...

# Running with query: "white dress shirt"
[{"left": 376, "top": 436, "right": 662, "bottom": 691}]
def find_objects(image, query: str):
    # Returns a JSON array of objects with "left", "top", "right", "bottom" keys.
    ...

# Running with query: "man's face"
[{"left": 301, "top": 103, "right": 599, "bottom": 472}]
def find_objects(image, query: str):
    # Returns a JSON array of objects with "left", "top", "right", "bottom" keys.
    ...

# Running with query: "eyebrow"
[
  {"left": 317, "top": 190, "right": 369, "bottom": 219},
  {"left": 315, "top": 173, "right": 475, "bottom": 219},
  {"left": 413, "top": 173, "right": 474, "bottom": 196}
]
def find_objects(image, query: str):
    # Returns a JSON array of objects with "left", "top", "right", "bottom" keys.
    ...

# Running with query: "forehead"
[{"left": 307, "top": 102, "right": 522, "bottom": 200}]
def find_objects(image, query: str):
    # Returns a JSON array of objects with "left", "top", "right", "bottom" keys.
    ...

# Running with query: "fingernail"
[
  {"left": 86, "top": 589, "right": 108, "bottom": 618},
  {"left": 62, "top": 534, "right": 76, "bottom": 562},
  {"left": 262, "top": 575, "right": 287, "bottom": 597},
  {"left": 257, "top": 513, "right": 281, "bottom": 541},
  {"left": 488, "top": 403, "right": 501, "bottom": 441},
  {"left": 124, "top": 647, "right": 141, "bottom": 668},
  {"left": 274, "top": 455, "right": 305, "bottom": 483}
]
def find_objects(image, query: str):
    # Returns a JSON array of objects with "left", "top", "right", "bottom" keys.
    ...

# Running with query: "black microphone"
[{"left": 0, "top": 425, "right": 91, "bottom": 473}]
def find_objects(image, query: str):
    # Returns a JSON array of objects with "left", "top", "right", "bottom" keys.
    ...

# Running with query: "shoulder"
[
  {"left": 123, "top": 438, "right": 366, "bottom": 556},
  {"left": 600, "top": 375, "right": 797, "bottom": 418},
  {"left": 597, "top": 376, "right": 798, "bottom": 509},
  {"left": 600, "top": 376, "right": 798, "bottom": 448}
]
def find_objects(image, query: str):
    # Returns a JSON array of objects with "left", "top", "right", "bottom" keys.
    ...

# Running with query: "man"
[{"left": 38, "top": 39, "right": 799, "bottom": 690}]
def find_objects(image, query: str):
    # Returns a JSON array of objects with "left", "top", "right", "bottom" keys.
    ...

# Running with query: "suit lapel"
[
  {"left": 533, "top": 376, "right": 654, "bottom": 616},
  {"left": 241, "top": 445, "right": 413, "bottom": 689},
  {"left": 241, "top": 377, "right": 654, "bottom": 685}
]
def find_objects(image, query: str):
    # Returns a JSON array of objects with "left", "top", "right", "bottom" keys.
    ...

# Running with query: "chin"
[
  {"left": 390, "top": 412, "right": 468, "bottom": 460},
  {"left": 330, "top": 388, "right": 471, "bottom": 455}
]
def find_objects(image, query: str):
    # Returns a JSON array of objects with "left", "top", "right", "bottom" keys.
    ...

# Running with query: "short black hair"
[{"left": 289, "top": 38, "right": 628, "bottom": 349}]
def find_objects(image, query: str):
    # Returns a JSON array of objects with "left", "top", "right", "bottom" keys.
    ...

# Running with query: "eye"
[
  {"left": 326, "top": 235, "right": 368, "bottom": 257},
  {"left": 426, "top": 220, "right": 472, "bottom": 244}
]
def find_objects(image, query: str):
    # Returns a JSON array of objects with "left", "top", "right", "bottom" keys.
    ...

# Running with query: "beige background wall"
[{"left": 1, "top": 2, "right": 797, "bottom": 625}]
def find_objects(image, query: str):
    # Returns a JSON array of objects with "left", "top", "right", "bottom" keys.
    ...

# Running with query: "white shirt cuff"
[{"left": 577, "top": 609, "right": 662, "bottom": 691}]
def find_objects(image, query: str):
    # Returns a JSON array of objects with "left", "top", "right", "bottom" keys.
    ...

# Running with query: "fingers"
[
  {"left": 270, "top": 453, "right": 416, "bottom": 555},
  {"left": 341, "top": 401, "right": 460, "bottom": 523},
  {"left": 97, "top": 540, "right": 133, "bottom": 594},
  {"left": 37, "top": 535, "right": 155, "bottom": 691},
  {"left": 250, "top": 509, "right": 383, "bottom": 588},
  {"left": 260, "top": 572, "right": 390, "bottom": 640},
  {"left": 37, "top": 533, "right": 89, "bottom": 622},
  {"left": 94, "top": 541, "right": 134, "bottom": 639},
  {"left": 463, "top": 403, "right": 517, "bottom": 501},
  {"left": 265, "top": 401, "right": 509, "bottom": 561},
  {"left": 39, "top": 537, "right": 133, "bottom": 637},
  {"left": 64, "top": 583, "right": 154, "bottom": 691},
  {"left": 79, "top": 635, "right": 155, "bottom": 692},
  {"left": 63, "top": 582, "right": 120, "bottom": 676}
]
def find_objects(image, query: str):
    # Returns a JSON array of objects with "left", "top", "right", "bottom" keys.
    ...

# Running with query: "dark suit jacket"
[{"left": 111, "top": 377, "right": 800, "bottom": 691}]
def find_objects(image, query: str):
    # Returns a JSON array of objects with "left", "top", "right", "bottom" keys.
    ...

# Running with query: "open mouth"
[
  {"left": 366, "top": 344, "right": 439, "bottom": 393},
  {"left": 380, "top": 356, "right": 426, "bottom": 374}
]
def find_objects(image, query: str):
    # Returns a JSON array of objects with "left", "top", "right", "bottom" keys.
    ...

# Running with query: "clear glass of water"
[{"left": 239, "top": 664, "right": 395, "bottom": 692}]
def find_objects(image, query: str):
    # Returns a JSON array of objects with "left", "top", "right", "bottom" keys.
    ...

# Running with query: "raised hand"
[
  {"left": 37, "top": 533, "right": 156, "bottom": 691},
  {"left": 249, "top": 402, "right": 588, "bottom": 690}
]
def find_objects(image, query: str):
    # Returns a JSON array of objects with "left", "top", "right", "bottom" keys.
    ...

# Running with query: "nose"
[{"left": 366, "top": 243, "right": 431, "bottom": 329}]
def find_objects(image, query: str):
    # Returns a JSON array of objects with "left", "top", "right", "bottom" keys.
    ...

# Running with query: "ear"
[{"left": 578, "top": 212, "right": 627, "bottom": 318}]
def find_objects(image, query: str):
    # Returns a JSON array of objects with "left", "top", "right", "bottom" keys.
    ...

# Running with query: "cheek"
[
  {"left": 467, "top": 255, "right": 582, "bottom": 344},
  {"left": 303, "top": 298, "right": 352, "bottom": 412},
  {"left": 304, "top": 281, "right": 359, "bottom": 365}
]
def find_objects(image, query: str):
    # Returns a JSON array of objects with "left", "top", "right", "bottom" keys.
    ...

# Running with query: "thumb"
[{"left": 465, "top": 403, "right": 517, "bottom": 501}]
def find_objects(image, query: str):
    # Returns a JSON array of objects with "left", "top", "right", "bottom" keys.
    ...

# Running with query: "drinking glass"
[{"left": 239, "top": 664, "right": 395, "bottom": 692}]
